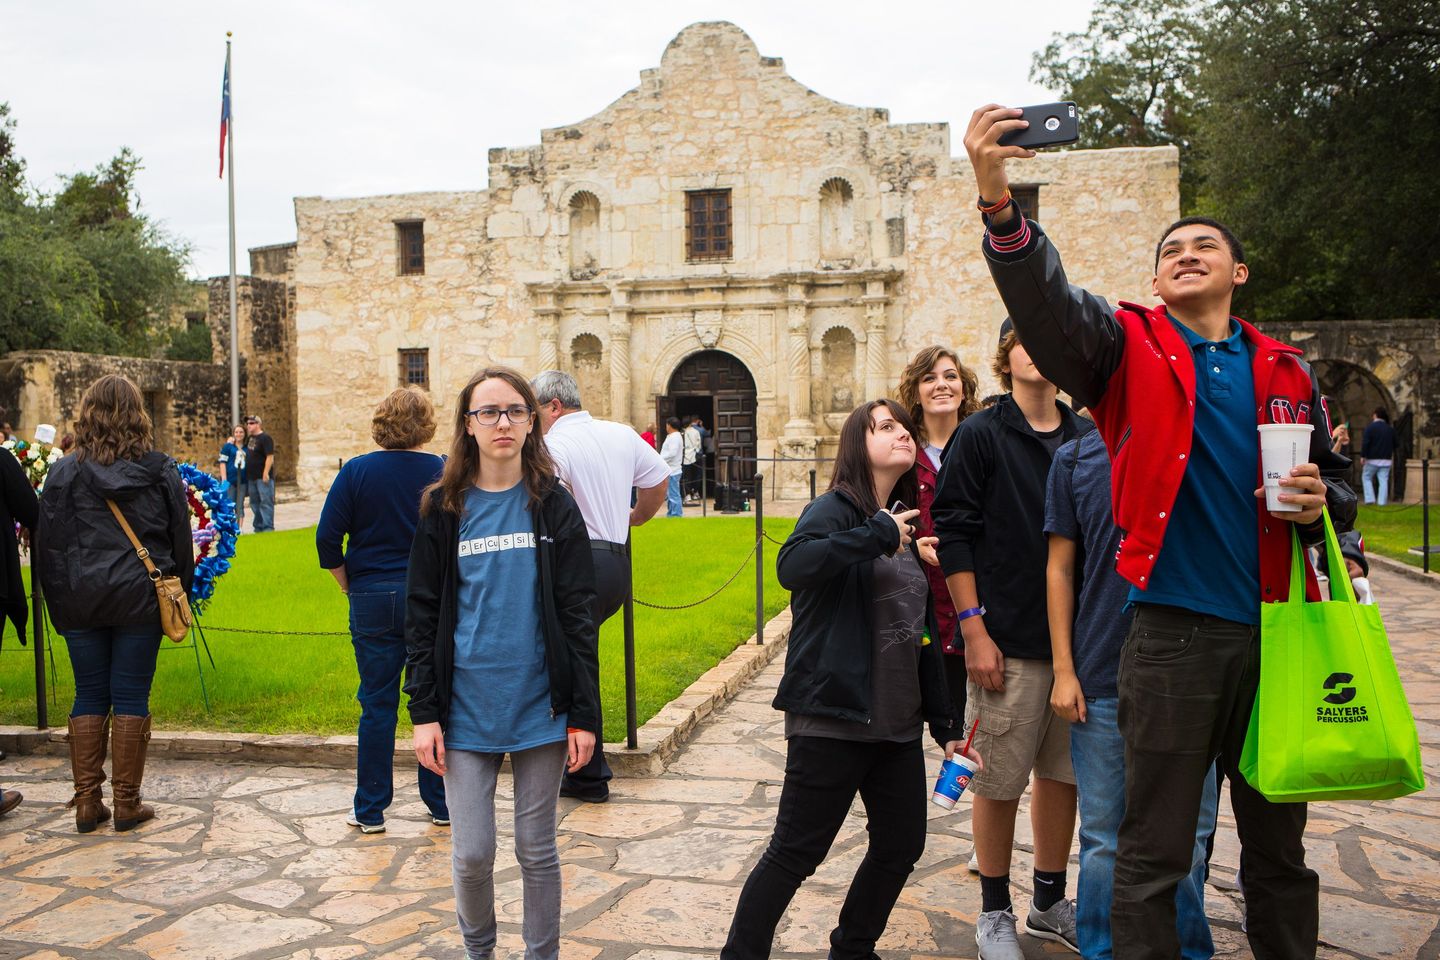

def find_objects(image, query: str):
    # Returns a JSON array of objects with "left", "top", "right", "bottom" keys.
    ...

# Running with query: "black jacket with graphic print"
[{"left": 403, "top": 478, "right": 601, "bottom": 734}]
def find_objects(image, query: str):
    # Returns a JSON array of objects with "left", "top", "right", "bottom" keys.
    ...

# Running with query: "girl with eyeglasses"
[{"left": 404, "top": 366, "right": 600, "bottom": 960}]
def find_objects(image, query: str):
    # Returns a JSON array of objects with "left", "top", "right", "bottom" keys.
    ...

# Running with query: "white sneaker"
[
  {"left": 346, "top": 816, "right": 385, "bottom": 834},
  {"left": 976, "top": 908, "right": 1025, "bottom": 960},
  {"left": 968, "top": 850, "right": 981, "bottom": 874}
]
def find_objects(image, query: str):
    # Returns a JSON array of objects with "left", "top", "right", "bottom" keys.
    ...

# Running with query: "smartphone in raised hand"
[{"left": 997, "top": 101, "right": 1079, "bottom": 149}]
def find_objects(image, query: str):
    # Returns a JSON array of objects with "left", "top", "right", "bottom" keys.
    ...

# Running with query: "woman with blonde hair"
[
  {"left": 895, "top": 345, "right": 980, "bottom": 721},
  {"left": 405, "top": 367, "right": 600, "bottom": 960},
  {"left": 37, "top": 374, "right": 193, "bottom": 832},
  {"left": 317, "top": 385, "right": 448, "bottom": 833}
]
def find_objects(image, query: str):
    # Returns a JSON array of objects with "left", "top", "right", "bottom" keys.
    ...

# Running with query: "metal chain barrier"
[{"left": 632, "top": 537, "right": 760, "bottom": 610}]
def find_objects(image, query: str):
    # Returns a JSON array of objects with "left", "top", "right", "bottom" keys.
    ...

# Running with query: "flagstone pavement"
[{"left": 2, "top": 563, "right": 1438, "bottom": 960}]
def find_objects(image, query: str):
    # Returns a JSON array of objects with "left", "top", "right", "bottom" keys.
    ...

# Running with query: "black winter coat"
[
  {"left": 403, "top": 479, "right": 602, "bottom": 735},
  {"left": 931, "top": 396, "right": 1093, "bottom": 660},
  {"left": 37, "top": 452, "right": 194, "bottom": 634},
  {"left": 773, "top": 489, "right": 962, "bottom": 747},
  {"left": 0, "top": 451, "right": 39, "bottom": 645}
]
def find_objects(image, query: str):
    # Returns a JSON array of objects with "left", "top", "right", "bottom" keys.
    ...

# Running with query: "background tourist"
[
  {"left": 534, "top": 370, "right": 669, "bottom": 803},
  {"left": 405, "top": 367, "right": 599, "bottom": 960},
  {"left": 897, "top": 345, "right": 980, "bottom": 728},
  {"left": 659, "top": 417, "right": 684, "bottom": 516},
  {"left": 218, "top": 424, "right": 247, "bottom": 527},
  {"left": 1361, "top": 407, "right": 1396, "bottom": 506},
  {"left": 0, "top": 443, "right": 39, "bottom": 817},
  {"left": 721, "top": 399, "right": 969, "bottom": 960},
  {"left": 682, "top": 416, "right": 702, "bottom": 504},
  {"left": 244, "top": 415, "right": 276, "bottom": 531},
  {"left": 36, "top": 374, "right": 193, "bottom": 833},
  {"left": 317, "top": 386, "right": 448, "bottom": 834},
  {"left": 640, "top": 421, "right": 657, "bottom": 451}
]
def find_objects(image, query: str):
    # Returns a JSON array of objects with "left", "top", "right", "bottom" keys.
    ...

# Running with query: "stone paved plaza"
[{"left": 1, "top": 563, "right": 1437, "bottom": 960}]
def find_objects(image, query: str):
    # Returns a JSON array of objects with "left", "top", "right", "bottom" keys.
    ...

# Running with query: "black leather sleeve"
[
  {"left": 403, "top": 508, "right": 444, "bottom": 726},
  {"left": 549, "top": 492, "right": 601, "bottom": 735},
  {"left": 984, "top": 223, "right": 1126, "bottom": 409}
]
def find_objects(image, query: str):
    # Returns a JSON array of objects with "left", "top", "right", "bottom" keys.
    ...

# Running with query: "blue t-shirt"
[
  {"left": 315, "top": 450, "right": 444, "bottom": 590},
  {"left": 220, "top": 442, "right": 246, "bottom": 486},
  {"left": 1129, "top": 316, "right": 1260, "bottom": 625},
  {"left": 447, "top": 483, "right": 567, "bottom": 753},
  {"left": 1044, "top": 431, "right": 1129, "bottom": 698}
]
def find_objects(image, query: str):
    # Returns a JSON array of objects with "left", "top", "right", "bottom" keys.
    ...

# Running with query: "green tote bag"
[{"left": 1239, "top": 508, "right": 1425, "bottom": 802}]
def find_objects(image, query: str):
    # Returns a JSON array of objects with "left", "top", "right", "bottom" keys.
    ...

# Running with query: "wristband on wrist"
[
  {"left": 566, "top": 727, "right": 583, "bottom": 735},
  {"left": 956, "top": 605, "right": 986, "bottom": 621},
  {"left": 976, "top": 190, "right": 1011, "bottom": 215}
]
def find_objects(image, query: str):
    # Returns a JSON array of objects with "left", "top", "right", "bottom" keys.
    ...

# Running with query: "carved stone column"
[
  {"left": 535, "top": 307, "right": 560, "bottom": 373},
  {"left": 863, "top": 279, "right": 891, "bottom": 401},
  {"left": 608, "top": 289, "right": 632, "bottom": 424},
  {"left": 784, "top": 283, "right": 814, "bottom": 433}
]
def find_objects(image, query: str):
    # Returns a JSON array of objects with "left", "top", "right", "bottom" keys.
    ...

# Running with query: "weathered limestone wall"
[
  {"left": 290, "top": 21, "right": 1180, "bottom": 495},
  {"left": 0, "top": 351, "right": 231, "bottom": 468},
  {"left": 206, "top": 275, "right": 298, "bottom": 481}
]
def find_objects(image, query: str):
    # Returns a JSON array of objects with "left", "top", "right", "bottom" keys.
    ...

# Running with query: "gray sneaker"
[
  {"left": 1025, "top": 897, "right": 1079, "bottom": 954},
  {"left": 976, "top": 908, "right": 1025, "bottom": 960}
]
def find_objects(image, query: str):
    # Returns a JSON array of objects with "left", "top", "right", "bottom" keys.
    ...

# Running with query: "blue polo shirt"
[{"left": 1129, "top": 316, "right": 1260, "bottom": 625}]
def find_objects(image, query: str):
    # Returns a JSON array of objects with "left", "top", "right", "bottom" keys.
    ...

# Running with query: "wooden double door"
[{"left": 656, "top": 350, "right": 758, "bottom": 484}]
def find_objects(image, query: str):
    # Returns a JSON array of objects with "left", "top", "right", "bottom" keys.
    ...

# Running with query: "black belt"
[{"left": 590, "top": 540, "right": 628, "bottom": 556}]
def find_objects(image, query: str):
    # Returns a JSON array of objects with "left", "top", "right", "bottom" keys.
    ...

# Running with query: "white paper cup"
[{"left": 1258, "top": 423, "right": 1314, "bottom": 513}]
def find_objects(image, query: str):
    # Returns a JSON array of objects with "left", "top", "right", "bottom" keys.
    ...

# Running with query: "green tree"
[
  {"left": 1192, "top": 0, "right": 1440, "bottom": 322},
  {"left": 1030, "top": 0, "right": 1206, "bottom": 206},
  {"left": 0, "top": 106, "right": 193, "bottom": 356}
]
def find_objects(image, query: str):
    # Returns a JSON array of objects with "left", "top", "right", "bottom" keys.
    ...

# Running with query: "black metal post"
[
  {"left": 701, "top": 460, "right": 707, "bottom": 518},
  {"left": 624, "top": 534, "right": 638, "bottom": 749},
  {"left": 1424, "top": 457, "right": 1431, "bottom": 575},
  {"left": 32, "top": 579, "right": 47, "bottom": 729},
  {"left": 722, "top": 455, "right": 738, "bottom": 513},
  {"left": 809, "top": 468, "right": 817, "bottom": 501},
  {"left": 755, "top": 473, "right": 765, "bottom": 646}
]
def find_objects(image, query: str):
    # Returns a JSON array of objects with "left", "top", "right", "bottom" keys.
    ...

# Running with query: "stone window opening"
[
  {"left": 396, "top": 220, "right": 425, "bottom": 276},
  {"left": 818, "top": 177, "right": 855, "bottom": 261},
  {"left": 568, "top": 191, "right": 602, "bottom": 280},
  {"left": 685, "top": 189, "right": 732, "bottom": 262},
  {"left": 819, "top": 327, "right": 859, "bottom": 413},
  {"left": 1012, "top": 185, "right": 1040, "bottom": 222},
  {"left": 399, "top": 348, "right": 430, "bottom": 391},
  {"left": 569, "top": 333, "right": 606, "bottom": 414}
]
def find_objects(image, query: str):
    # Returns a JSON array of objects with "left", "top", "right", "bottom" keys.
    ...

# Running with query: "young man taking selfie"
[{"left": 961, "top": 104, "right": 1356, "bottom": 960}]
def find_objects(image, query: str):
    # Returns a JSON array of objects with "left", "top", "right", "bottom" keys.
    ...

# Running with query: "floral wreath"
[
  {"left": 2, "top": 439, "right": 61, "bottom": 492},
  {"left": 178, "top": 462, "right": 240, "bottom": 611}
]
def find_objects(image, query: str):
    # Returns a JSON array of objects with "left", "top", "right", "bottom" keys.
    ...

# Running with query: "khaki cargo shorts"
[{"left": 963, "top": 656, "right": 1075, "bottom": 801}]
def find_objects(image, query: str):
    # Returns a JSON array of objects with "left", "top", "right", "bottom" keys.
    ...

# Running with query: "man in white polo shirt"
[{"left": 533, "top": 370, "right": 671, "bottom": 802}]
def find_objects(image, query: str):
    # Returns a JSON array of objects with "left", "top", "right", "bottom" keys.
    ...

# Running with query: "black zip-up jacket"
[
  {"left": 37, "top": 451, "right": 194, "bottom": 634},
  {"left": 0, "top": 450, "right": 39, "bottom": 645},
  {"left": 773, "top": 489, "right": 962, "bottom": 747},
  {"left": 931, "top": 396, "right": 1093, "bottom": 660},
  {"left": 403, "top": 479, "right": 601, "bottom": 734}
]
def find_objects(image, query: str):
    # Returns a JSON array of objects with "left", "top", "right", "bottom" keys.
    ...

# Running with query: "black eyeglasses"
[{"left": 466, "top": 404, "right": 534, "bottom": 426}]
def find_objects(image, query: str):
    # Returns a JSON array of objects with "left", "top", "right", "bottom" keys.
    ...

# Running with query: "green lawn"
[
  {"left": 0, "top": 516, "right": 796, "bottom": 741},
  {"left": 1354, "top": 503, "right": 1440, "bottom": 570}
]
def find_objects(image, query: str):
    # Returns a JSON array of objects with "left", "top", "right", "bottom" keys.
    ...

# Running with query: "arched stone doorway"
[{"left": 657, "top": 350, "right": 758, "bottom": 485}]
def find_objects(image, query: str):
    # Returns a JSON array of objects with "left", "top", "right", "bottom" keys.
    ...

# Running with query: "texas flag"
[{"left": 218, "top": 47, "right": 231, "bottom": 178}]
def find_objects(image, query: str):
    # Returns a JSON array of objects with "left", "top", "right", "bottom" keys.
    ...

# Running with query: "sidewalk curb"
[
  {"left": 0, "top": 608, "right": 792, "bottom": 776},
  {"left": 1370, "top": 553, "right": 1440, "bottom": 587}
]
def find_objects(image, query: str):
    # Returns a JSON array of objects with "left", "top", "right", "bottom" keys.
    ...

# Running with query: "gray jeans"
[{"left": 445, "top": 740, "right": 567, "bottom": 960}]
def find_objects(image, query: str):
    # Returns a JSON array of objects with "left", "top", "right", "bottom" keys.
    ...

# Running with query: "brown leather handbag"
[{"left": 105, "top": 500, "right": 192, "bottom": 643}]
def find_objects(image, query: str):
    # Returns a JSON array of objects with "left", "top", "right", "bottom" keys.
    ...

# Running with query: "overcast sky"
[{"left": 1, "top": 1, "right": 1095, "bottom": 279}]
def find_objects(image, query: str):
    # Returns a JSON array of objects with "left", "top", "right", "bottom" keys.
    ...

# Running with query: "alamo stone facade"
[{"left": 291, "top": 22, "right": 1179, "bottom": 495}]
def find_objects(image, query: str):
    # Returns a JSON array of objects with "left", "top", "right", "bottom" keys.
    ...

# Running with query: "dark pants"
[
  {"left": 63, "top": 625, "right": 162, "bottom": 717},
  {"left": 349, "top": 582, "right": 447, "bottom": 824},
  {"left": 682, "top": 462, "right": 701, "bottom": 500},
  {"left": 942, "top": 651, "right": 968, "bottom": 731},
  {"left": 560, "top": 543, "right": 629, "bottom": 800},
  {"left": 1112, "top": 604, "right": 1318, "bottom": 960},
  {"left": 721, "top": 735, "right": 927, "bottom": 960}
]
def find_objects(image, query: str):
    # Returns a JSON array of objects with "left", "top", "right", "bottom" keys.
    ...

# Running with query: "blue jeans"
[
  {"left": 1071, "top": 697, "right": 1217, "bottom": 960},
  {"left": 247, "top": 478, "right": 275, "bottom": 531},
  {"left": 228, "top": 477, "right": 245, "bottom": 523},
  {"left": 350, "top": 583, "right": 447, "bottom": 824},
  {"left": 666, "top": 474, "right": 683, "bottom": 517},
  {"left": 1361, "top": 460, "right": 1391, "bottom": 506},
  {"left": 63, "top": 625, "right": 163, "bottom": 717}
]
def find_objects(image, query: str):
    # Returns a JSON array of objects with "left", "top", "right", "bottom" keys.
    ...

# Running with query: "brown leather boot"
[
  {"left": 111, "top": 714, "right": 155, "bottom": 832},
  {"left": 66, "top": 714, "right": 111, "bottom": 833}
]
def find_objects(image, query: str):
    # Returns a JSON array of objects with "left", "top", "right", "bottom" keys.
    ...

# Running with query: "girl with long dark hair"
[
  {"left": 404, "top": 366, "right": 600, "bottom": 960},
  {"left": 720, "top": 399, "right": 978, "bottom": 960}
]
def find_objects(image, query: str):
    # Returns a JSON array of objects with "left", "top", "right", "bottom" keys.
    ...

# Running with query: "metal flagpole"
[{"left": 226, "top": 34, "right": 240, "bottom": 427}]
